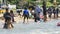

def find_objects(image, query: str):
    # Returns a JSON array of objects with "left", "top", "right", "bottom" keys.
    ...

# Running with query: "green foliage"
[
  {"left": 49, "top": 0, "right": 54, "bottom": 3},
  {"left": 30, "top": 0, "right": 36, "bottom": 1},
  {"left": 57, "top": 0, "right": 60, "bottom": 5},
  {"left": 7, "top": 0, "right": 16, "bottom": 4},
  {"left": 6, "top": 0, "right": 60, "bottom": 8},
  {"left": 46, "top": 2, "right": 53, "bottom": 7},
  {"left": 0, "top": 0, "right": 1, "bottom": 4}
]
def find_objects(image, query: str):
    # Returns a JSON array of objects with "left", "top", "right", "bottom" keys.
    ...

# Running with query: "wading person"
[
  {"left": 23, "top": 8, "right": 29, "bottom": 23},
  {"left": 53, "top": 8, "right": 57, "bottom": 18},
  {"left": 10, "top": 10, "right": 15, "bottom": 22},
  {"left": 48, "top": 7, "right": 52, "bottom": 19},
  {"left": 34, "top": 5, "right": 41, "bottom": 22}
]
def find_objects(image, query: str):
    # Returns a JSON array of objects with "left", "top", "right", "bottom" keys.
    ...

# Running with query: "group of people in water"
[
  {"left": 3, "top": 6, "right": 41, "bottom": 29},
  {"left": 47, "top": 6, "right": 59, "bottom": 19},
  {"left": 3, "top": 5, "right": 60, "bottom": 29}
]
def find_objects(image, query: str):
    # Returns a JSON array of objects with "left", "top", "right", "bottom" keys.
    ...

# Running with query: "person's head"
[
  {"left": 20, "top": 10, "right": 22, "bottom": 12},
  {"left": 30, "top": 8, "right": 32, "bottom": 10},
  {"left": 6, "top": 8, "right": 9, "bottom": 12},
  {"left": 24, "top": 7, "right": 27, "bottom": 10},
  {"left": 10, "top": 10, "right": 13, "bottom": 13}
]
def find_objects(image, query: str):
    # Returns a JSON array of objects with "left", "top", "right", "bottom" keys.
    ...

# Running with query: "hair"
[
  {"left": 10, "top": 10, "right": 13, "bottom": 13},
  {"left": 24, "top": 7, "right": 27, "bottom": 10},
  {"left": 6, "top": 8, "right": 8, "bottom": 11},
  {"left": 20, "top": 10, "right": 22, "bottom": 12},
  {"left": 6, "top": 8, "right": 9, "bottom": 12}
]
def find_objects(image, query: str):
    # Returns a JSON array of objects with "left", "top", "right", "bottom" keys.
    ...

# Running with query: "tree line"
[{"left": 6, "top": 0, "right": 60, "bottom": 9}]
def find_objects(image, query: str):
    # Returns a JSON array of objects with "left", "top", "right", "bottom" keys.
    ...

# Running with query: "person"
[
  {"left": 34, "top": 5, "right": 41, "bottom": 22},
  {"left": 53, "top": 8, "right": 57, "bottom": 18},
  {"left": 48, "top": 7, "right": 52, "bottom": 19},
  {"left": 3, "top": 8, "right": 10, "bottom": 22},
  {"left": 17, "top": 10, "right": 20, "bottom": 15},
  {"left": 3, "top": 8, "right": 13, "bottom": 29},
  {"left": 56, "top": 8, "right": 59, "bottom": 18},
  {"left": 23, "top": 7, "right": 29, "bottom": 23},
  {"left": 10, "top": 10, "right": 15, "bottom": 22}
]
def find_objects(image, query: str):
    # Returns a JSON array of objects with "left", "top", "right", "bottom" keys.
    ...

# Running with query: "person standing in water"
[
  {"left": 10, "top": 10, "right": 15, "bottom": 22},
  {"left": 23, "top": 7, "right": 29, "bottom": 23}
]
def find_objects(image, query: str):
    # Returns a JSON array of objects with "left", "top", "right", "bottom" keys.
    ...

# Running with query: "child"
[
  {"left": 10, "top": 10, "right": 15, "bottom": 22},
  {"left": 23, "top": 8, "right": 29, "bottom": 23}
]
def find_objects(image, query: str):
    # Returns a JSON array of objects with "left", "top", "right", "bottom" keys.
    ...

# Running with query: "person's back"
[
  {"left": 3, "top": 8, "right": 11, "bottom": 22},
  {"left": 23, "top": 8, "right": 29, "bottom": 16},
  {"left": 23, "top": 8, "right": 29, "bottom": 23},
  {"left": 34, "top": 6, "right": 41, "bottom": 13},
  {"left": 48, "top": 7, "right": 52, "bottom": 13},
  {"left": 34, "top": 6, "right": 41, "bottom": 22},
  {"left": 4, "top": 12, "right": 10, "bottom": 18},
  {"left": 34, "top": 6, "right": 42, "bottom": 17},
  {"left": 53, "top": 8, "right": 56, "bottom": 13},
  {"left": 24, "top": 10, "right": 29, "bottom": 15},
  {"left": 4, "top": 8, "right": 10, "bottom": 19}
]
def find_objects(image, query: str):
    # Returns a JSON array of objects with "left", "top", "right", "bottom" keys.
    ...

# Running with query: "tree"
[
  {"left": 49, "top": 0, "right": 54, "bottom": 3},
  {"left": 6, "top": 0, "right": 16, "bottom": 4},
  {"left": 56, "top": 0, "right": 60, "bottom": 5},
  {"left": 0, "top": 0, "right": 1, "bottom": 4}
]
